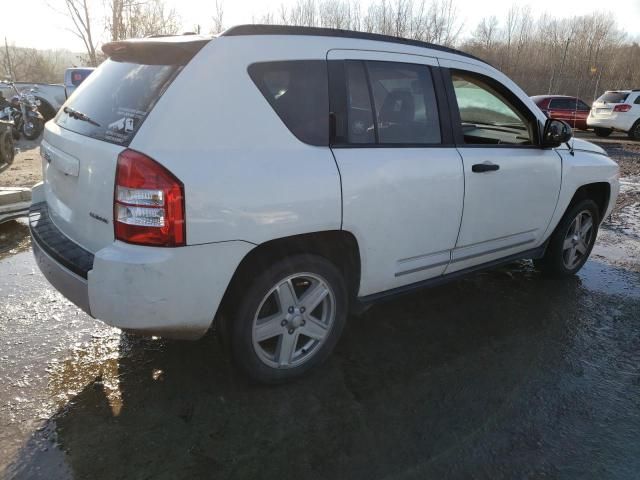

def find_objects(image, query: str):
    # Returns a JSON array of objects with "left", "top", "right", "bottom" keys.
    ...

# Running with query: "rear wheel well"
[
  {"left": 218, "top": 231, "right": 361, "bottom": 318},
  {"left": 568, "top": 182, "right": 610, "bottom": 220}
]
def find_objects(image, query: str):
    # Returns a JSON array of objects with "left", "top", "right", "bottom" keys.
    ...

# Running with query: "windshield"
[
  {"left": 55, "top": 59, "right": 180, "bottom": 146},
  {"left": 597, "top": 92, "right": 629, "bottom": 104}
]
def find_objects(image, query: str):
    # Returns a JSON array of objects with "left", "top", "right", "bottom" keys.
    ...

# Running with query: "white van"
[{"left": 30, "top": 25, "right": 619, "bottom": 382}]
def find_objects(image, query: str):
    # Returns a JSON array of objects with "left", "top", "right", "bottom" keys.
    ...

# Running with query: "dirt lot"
[
  {"left": 0, "top": 134, "right": 639, "bottom": 479},
  {"left": 0, "top": 139, "right": 42, "bottom": 189}
]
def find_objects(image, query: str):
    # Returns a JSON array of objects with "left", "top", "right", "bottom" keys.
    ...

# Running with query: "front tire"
[
  {"left": 535, "top": 199, "right": 600, "bottom": 276},
  {"left": 227, "top": 254, "right": 348, "bottom": 384},
  {"left": 593, "top": 127, "right": 612, "bottom": 137}
]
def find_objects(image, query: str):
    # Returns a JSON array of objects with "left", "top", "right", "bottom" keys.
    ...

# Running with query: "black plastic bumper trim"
[{"left": 29, "top": 202, "right": 94, "bottom": 279}]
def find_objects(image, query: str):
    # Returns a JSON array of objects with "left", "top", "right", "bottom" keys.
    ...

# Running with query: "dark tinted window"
[
  {"left": 55, "top": 59, "right": 179, "bottom": 146},
  {"left": 577, "top": 99, "right": 591, "bottom": 110},
  {"left": 634, "top": 95, "right": 640, "bottom": 105},
  {"left": 367, "top": 62, "right": 440, "bottom": 144},
  {"left": 598, "top": 92, "right": 629, "bottom": 104},
  {"left": 345, "top": 61, "right": 375, "bottom": 144},
  {"left": 549, "top": 98, "right": 576, "bottom": 110},
  {"left": 70, "top": 69, "right": 92, "bottom": 86},
  {"left": 248, "top": 61, "right": 329, "bottom": 146}
]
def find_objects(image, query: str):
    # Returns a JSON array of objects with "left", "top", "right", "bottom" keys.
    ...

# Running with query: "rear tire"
[
  {"left": 225, "top": 254, "right": 348, "bottom": 384},
  {"left": 629, "top": 120, "right": 640, "bottom": 141},
  {"left": 593, "top": 127, "right": 612, "bottom": 137},
  {"left": 23, "top": 118, "right": 43, "bottom": 140},
  {"left": 535, "top": 199, "right": 600, "bottom": 277}
]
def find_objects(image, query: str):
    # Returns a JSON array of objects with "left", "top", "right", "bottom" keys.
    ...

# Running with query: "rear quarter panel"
[{"left": 130, "top": 37, "right": 342, "bottom": 245}]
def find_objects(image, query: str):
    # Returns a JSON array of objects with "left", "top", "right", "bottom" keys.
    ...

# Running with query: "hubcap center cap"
[{"left": 290, "top": 314, "right": 303, "bottom": 329}]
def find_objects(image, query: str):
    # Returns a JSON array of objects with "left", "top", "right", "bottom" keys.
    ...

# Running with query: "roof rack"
[{"left": 221, "top": 24, "right": 486, "bottom": 65}]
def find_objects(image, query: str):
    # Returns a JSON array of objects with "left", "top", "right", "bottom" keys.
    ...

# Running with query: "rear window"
[
  {"left": 55, "top": 59, "right": 179, "bottom": 146},
  {"left": 248, "top": 61, "right": 329, "bottom": 146},
  {"left": 70, "top": 69, "right": 92, "bottom": 86},
  {"left": 597, "top": 92, "right": 629, "bottom": 104}
]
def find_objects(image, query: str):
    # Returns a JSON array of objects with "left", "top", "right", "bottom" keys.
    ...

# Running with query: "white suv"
[
  {"left": 588, "top": 89, "right": 640, "bottom": 140},
  {"left": 30, "top": 25, "right": 619, "bottom": 382}
]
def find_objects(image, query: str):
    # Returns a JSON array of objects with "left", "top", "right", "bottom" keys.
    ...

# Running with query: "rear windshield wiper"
[{"left": 63, "top": 107, "right": 101, "bottom": 127}]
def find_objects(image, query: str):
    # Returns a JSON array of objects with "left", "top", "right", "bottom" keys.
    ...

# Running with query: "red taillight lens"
[
  {"left": 613, "top": 104, "right": 632, "bottom": 112},
  {"left": 114, "top": 149, "right": 185, "bottom": 247}
]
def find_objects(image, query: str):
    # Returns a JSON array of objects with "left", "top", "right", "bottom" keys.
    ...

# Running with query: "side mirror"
[{"left": 542, "top": 118, "right": 572, "bottom": 147}]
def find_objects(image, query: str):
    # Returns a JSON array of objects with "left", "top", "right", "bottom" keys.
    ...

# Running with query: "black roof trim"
[{"left": 221, "top": 24, "right": 486, "bottom": 65}]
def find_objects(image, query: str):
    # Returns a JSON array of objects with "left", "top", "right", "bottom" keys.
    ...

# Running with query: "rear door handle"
[{"left": 472, "top": 162, "right": 500, "bottom": 173}]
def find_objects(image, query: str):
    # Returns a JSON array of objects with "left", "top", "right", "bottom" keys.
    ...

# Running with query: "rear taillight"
[
  {"left": 114, "top": 149, "right": 185, "bottom": 247},
  {"left": 613, "top": 104, "right": 632, "bottom": 112}
]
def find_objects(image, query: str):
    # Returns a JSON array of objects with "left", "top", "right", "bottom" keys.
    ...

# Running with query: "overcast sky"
[{"left": 4, "top": 0, "right": 640, "bottom": 51}]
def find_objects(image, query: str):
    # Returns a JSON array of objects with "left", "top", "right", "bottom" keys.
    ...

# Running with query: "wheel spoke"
[
  {"left": 255, "top": 313, "right": 284, "bottom": 342},
  {"left": 300, "top": 316, "right": 329, "bottom": 340},
  {"left": 276, "top": 331, "right": 298, "bottom": 366},
  {"left": 563, "top": 236, "right": 574, "bottom": 251},
  {"left": 299, "top": 281, "right": 329, "bottom": 313},
  {"left": 580, "top": 217, "right": 593, "bottom": 238},
  {"left": 575, "top": 241, "right": 587, "bottom": 255},
  {"left": 276, "top": 279, "right": 297, "bottom": 311},
  {"left": 574, "top": 214, "right": 582, "bottom": 234},
  {"left": 567, "top": 247, "right": 577, "bottom": 268}
]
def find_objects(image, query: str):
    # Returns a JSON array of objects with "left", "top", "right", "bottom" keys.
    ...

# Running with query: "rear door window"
[
  {"left": 367, "top": 62, "right": 441, "bottom": 144},
  {"left": 56, "top": 59, "right": 179, "bottom": 146},
  {"left": 248, "top": 61, "right": 329, "bottom": 146}
]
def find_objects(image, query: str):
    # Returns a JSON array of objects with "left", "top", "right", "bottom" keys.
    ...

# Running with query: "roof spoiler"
[{"left": 102, "top": 36, "right": 211, "bottom": 66}]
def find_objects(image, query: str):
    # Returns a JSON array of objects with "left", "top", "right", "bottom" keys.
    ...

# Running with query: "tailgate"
[
  {"left": 41, "top": 123, "right": 122, "bottom": 253},
  {"left": 42, "top": 37, "right": 210, "bottom": 253}
]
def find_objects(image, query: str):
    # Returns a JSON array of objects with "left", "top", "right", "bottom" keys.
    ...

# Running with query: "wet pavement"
[{"left": 1, "top": 142, "right": 639, "bottom": 479}]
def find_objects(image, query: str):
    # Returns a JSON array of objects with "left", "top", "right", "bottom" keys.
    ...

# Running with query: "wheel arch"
[
  {"left": 217, "top": 230, "right": 362, "bottom": 319},
  {"left": 568, "top": 182, "right": 611, "bottom": 222}
]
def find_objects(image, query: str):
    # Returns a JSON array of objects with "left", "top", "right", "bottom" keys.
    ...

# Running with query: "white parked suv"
[
  {"left": 588, "top": 89, "right": 640, "bottom": 140},
  {"left": 30, "top": 25, "right": 619, "bottom": 383}
]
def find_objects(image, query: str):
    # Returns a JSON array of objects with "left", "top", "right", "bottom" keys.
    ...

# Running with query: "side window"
[
  {"left": 345, "top": 61, "right": 375, "bottom": 144},
  {"left": 451, "top": 71, "right": 533, "bottom": 145},
  {"left": 549, "top": 98, "right": 575, "bottom": 110},
  {"left": 366, "top": 62, "right": 441, "bottom": 144},
  {"left": 248, "top": 61, "right": 329, "bottom": 146},
  {"left": 634, "top": 96, "right": 640, "bottom": 105}
]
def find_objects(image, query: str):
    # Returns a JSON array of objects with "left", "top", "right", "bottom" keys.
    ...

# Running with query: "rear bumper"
[
  {"left": 30, "top": 201, "right": 254, "bottom": 340},
  {"left": 587, "top": 115, "right": 634, "bottom": 132}
]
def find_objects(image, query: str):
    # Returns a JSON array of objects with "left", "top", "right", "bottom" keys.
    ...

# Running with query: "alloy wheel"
[
  {"left": 251, "top": 272, "right": 336, "bottom": 369},
  {"left": 562, "top": 210, "right": 594, "bottom": 270}
]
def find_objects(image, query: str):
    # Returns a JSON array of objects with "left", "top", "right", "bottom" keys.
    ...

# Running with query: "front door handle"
[{"left": 472, "top": 162, "right": 500, "bottom": 173}]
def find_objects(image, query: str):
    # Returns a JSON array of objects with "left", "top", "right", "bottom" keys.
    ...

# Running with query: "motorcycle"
[{"left": 0, "top": 81, "right": 44, "bottom": 140}]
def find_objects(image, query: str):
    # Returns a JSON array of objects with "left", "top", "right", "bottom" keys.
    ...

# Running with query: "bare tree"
[
  {"left": 211, "top": 0, "right": 225, "bottom": 34},
  {"left": 61, "top": 0, "right": 99, "bottom": 66},
  {"left": 107, "top": 0, "right": 180, "bottom": 41}
]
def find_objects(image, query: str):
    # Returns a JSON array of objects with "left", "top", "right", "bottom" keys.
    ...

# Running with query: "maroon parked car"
[{"left": 531, "top": 95, "right": 591, "bottom": 130}]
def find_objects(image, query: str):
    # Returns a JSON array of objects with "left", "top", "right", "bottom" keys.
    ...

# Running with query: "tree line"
[{"left": 2, "top": 0, "right": 638, "bottom": 102}]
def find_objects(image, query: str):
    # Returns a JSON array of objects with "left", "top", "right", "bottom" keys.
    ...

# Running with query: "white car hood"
[{"left": 556, "top": 138, "right": 607, "bottom": 156}]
